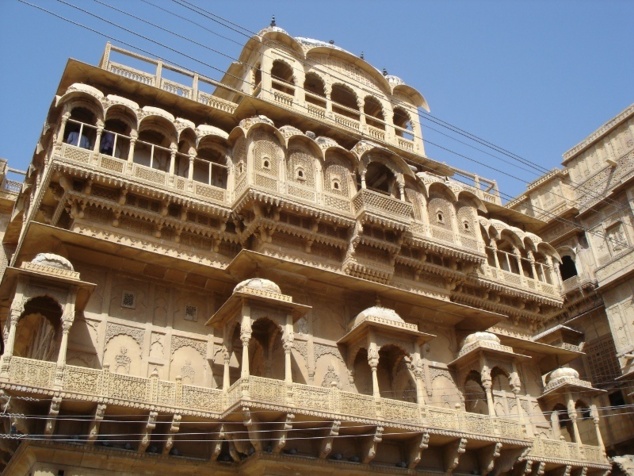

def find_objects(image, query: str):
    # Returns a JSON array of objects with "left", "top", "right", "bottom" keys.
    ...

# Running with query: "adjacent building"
[
  {"left": 509, "top": 105, "right": 634, "bottom": 461},
  {"left": 0, "top": 25, "right": 614, "bottom": 475}
]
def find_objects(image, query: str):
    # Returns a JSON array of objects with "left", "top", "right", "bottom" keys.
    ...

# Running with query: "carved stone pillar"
[
  {"left": 551, "top": 410, "right": 561, "bottom": 440},
  {"left": 57, "top": 111, "right": 71, "bottom": 145},
  {"left": 567, "top": 394, "right": 582, "bottom": 445},
  {"left": 590, "top": 404, "right": 606, "bottom": 454},
  {"left": 188, "top": 154, "right": 195, "bottom": 181},
  {"left": 168, "top": 145, "right": 177, "bottom": 175},
  {"left": 481, "top": 364, "right": 495, "bottom": 416},
  {"left": 368, "top": 343, "right": 380, "bottom": 399},
  {"left": 240, "top": 329, "right": 251, "bottom": 379},
  {"left": 93, "top": 121, "right": 104, "bottom": 154},
  {"left": 222, "top": 346, "right": 230, "bottom": 390},
  {"left": 3, "top": 306, "right": 22, "bottom": 359},
  {"left": 490, "top": 239, "right": 501, "bottom": 269},
  {"left": 56, "top": 318, "right": 73, "bottom": 367},
  {"left": 527, "top": 250, "right": 538, "bottom": 280},
  {"left": 0, "top": 307, "right": 22, "bottom": 381},
  {"left": 127, "top": 133, "right": 137, "bottom": 163},
  {"left": 283, "top": 315, "right": 294, "bottom": 384},
  {"left": 513, "top": 247, "right": 524, "bottom": 278}
]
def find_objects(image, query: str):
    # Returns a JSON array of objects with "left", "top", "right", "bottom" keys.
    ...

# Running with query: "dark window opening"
[{"left": 559, "top": 255, "right": 578, "bottom": 281}]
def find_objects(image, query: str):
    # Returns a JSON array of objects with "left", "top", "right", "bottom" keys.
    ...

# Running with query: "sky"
[{"left": 0, "top": 0, "right": 632, "bottom": 201}]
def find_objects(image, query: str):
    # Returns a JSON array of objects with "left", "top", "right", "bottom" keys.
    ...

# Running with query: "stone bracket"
[
  {"left": 272, "top": 413, "right": 295, "bottom": 454},
  {"left": 319, "top": 420, "right": 341, "bottom": 459},
  {"left": 408, "top": 431, "right": 430, "bottom": 469},
  {"left": 479, "top": 442, "right": 502, "bottom": 476},
  {"left": 87, "top": 403, "right": 106, "bottom": 444},
  {"left": 242, "top": 406, "right": 261, "bottom": 453},
  {"left": 44, "top": 396, "right": 62, "bottom": 438},
  {"left": 443, "top": 437, "right": 467, "bottom": 473},
  {"left": 163, "top": 414, "right": 182, "bottom": 455},
  {"left": 138, "top": 411, "right": 157, "bottom": 453},
  {"left": 362, "top": 426, "right": 384, "bottom": 464}
]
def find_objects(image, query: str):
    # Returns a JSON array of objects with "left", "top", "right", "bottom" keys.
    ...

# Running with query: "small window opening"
[
  {"left": 463, "top": 221, "right": 470, "bottom": 231},
  {"left": 559, "top": 255, "right": 578, "bottom": 281},
  {"left": 332, "top": 180, "right": 340, "bottom": 190},
  {"left": 437, "top": 212, "right": 444, "bottom": 223},
  {"left": 121, "top": 291, "right": 136, "bottom": 309},
  {"left": 262, "top": 158, "right": 271, "bottom": 170},
  {"left": 185, "top": 305, "right": 198, "bottom": 322},
  {"left": 296, "top": 169, "right": 305, "bottom": 180}
]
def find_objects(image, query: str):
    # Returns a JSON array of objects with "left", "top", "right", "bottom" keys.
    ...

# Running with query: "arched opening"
[
  {"left": 14, "top": 296, "right": 64, "bottom": 361},
  {"left": 352, "top": 349, "right": 372, "bottom": 396},
  {"left": 533, "top": 250, "right": 552, "bottom": 284},
  {"left": 101, "top": 117, "right": 131, "bottom": 159},
  {"left": 377, "top": 345, "right": 415, "bottom": 402},
  {"left": 496, "top": 237, "right": 521, "bottom": 274},
  {"left": 560, "top": 255, "right": 578, "bottom": 281},
  {"left": 552, "top": 403, "right": 573, "bottom": 442},
  {"left": 134, "top": 129, "right": 171, "bottom": 172},
  {"left": 253, "top": 64, "right": 262, "bottom": 90},
  {"left": 271, "top": 60, "right": 294, "bottom": 96},
  {"left": 195, "top": 147, "right": 228, "bottom": 188},
  {"left": 365, "top": 161, "right": 396, "bottom": 197},
  {"left": 393, "top": 107, "right": 414, "bottom": 140},
  {"left": 464, "top": 371, "right": 488, "bottom": 415},
  {"left": 364, "top": 97, "right": 385, "bottom": 130},
  {"left": 249, "top": 318, "right": 284, "bottom": 380},
  {"left": 331, "top": 84, "right": 359, "bottom": 121},
  {"left": 64, "top": 107, "right": 97, "bottom": 150},
  {"left": 576, "top": 400, "right": 598, "bottom": 445},
  {"left": 304, "top": 72, "right": 326, "bottom": 108}
]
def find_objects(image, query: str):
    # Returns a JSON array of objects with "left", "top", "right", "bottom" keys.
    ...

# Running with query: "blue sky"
[{"left": 1, "top": 0, "right": 632, "bottom": 200}]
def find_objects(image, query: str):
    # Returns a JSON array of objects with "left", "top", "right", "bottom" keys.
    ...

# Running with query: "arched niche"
[
  {"left": 13, "top": 296, "right": 64, "bottom": 361},
  {"left": 103, "top": 334, "right": 143, "bottom": 376},
  {"left": 464, "top": 371, "right": 488, "bottom": 415},
  {"left": 170, "top": 345, "right": 208, "bottom": 386}
]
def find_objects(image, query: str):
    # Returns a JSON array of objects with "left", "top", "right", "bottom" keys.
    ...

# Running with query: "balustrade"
[{"left": 0, "top": 356, "right": 607, "bottom": 462}]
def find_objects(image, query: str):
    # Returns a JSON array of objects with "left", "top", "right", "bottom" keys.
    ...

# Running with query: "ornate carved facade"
[
  {"left": 0, "top": 25, "right": 612, "bottom": 475},
  {"left": 509, "top": 105, "right": 634, "bottom": 463}
]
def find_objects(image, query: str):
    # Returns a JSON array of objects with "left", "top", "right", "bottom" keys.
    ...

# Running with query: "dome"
[
  {"left": 352, "top": 306, "right": 404, "bottom": 328},
  {"left": 258, "top": 25, "right": 289, "bottom": 36},
  {"left": 234, "top": 278, "right": 281, "bottom": 295},
  {"left": 31, "top": 253, "right": 74, "bottom": 271},
  {"left": 385, "top": 74, "right": 405, "bottom": 86},
  {"left": 462, "top": 332, "right": 500, "bottom": 348},
  {"left": 548, "top": 367, "right": 579, "bottom": 383}
]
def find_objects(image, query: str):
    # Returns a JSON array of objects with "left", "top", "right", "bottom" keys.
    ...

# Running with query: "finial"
[
  {"left": 382, "top": 68, "right": 388, "bottom": 76},
  {"left": 270, "top": 15, "right": 276, "bottom": 27},
  {"left": 360, "top": 51, "right": 364, "bottom": 59},
  {"left": 329, "top": 40, "right": 335, "bottom": 45}
]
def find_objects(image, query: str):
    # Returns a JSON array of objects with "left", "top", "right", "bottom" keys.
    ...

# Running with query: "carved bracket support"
[
  {"left": 242, "top": 407, "right": 260, "bottom": 453},
  {"left": 87, "top": 403, "right": 106, "bottom": 444},
  {"left": 138, "top": 411, "right": 158, "bottom": 453},
  {"left": 408, "top": 431, "right": 430, "bottom": 469},
  {"left": 44, "top": 396, "right": 62, "bottom": 438},
  {"left": 443, "top": 437, "right": 467, "bottom": 474},
  {"left": 272, "top": 413, "right": 295, "bottom": 454},
  {"left": 479, "top": 442, "right": 502, "bottom": 476},
  {"left": 362, "top": 426, "right": 384, "bottom": 464},
  {"left": 163, "top": 414, "right": 182, "bottom": 455},
  {"left": 319, "top": 420, "right": 341, "bottom": 459}
]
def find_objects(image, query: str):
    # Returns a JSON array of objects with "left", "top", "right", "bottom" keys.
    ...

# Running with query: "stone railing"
[
  {"left": 101, "top": 45, "right": 237, "bottom": 115},
  {"left": 527, "top": 438, "right": 608, "bottom": 464},
  {"left": 3, "top": 357, "right": 224, "bottom": 415},
  {"left": 479, "top": 265, "right": 561, "bottom": 301},
  {"left": 57, "top": 144, "right": 228, "bottom": 205},
  {"left": 0, "top": 356, "right": 608, "bottom": 462},
  {"left": 352, "top": 189, "right": 413, "bottom": 225}
]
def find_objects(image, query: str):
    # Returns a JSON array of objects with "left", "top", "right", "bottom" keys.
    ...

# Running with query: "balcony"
[
  {"left": 352, "top": 189, "right": 413, "bottom": 230},
  {"left": 478, "top": 264, "right": 562, "bottom": 302},
  {"left": 0, "top": 355, "right": 610, "bottom": 469},
  {"left": 56, "top": 142, "right": 228, "bottom": 206}
]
